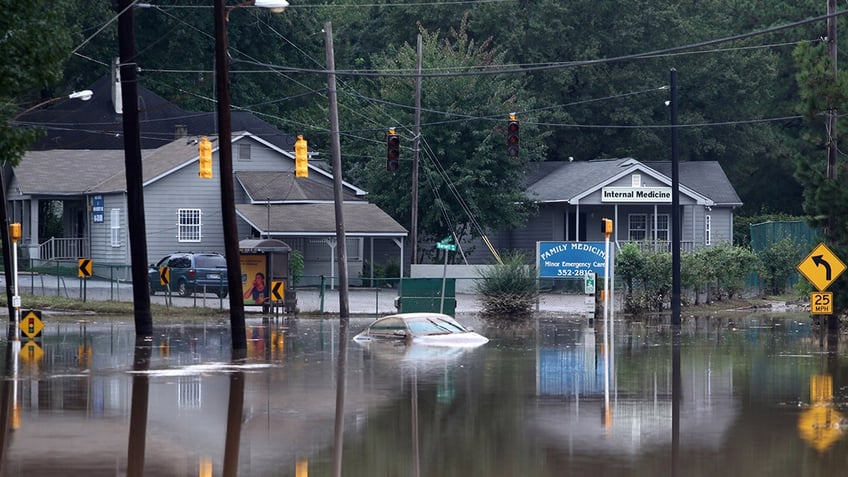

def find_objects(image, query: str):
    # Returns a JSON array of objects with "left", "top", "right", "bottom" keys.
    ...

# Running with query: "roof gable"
[{"left": 526, "top": 158, "right": 739, "bottom": 206}]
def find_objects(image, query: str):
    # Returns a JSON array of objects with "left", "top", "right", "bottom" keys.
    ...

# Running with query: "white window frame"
[
  {"left": 238, "top": 143, "right": 251, "bottom": 161},
  {"left": 178, "top": 209, "right": 202, "bottom": 242},
  {"left": 654, "top": 214, "right": 670, "bottom": 241},
  {"left": 110, "top": 209, "right": 121, "bottom": 247},
  {"left": 628, "top": 214, "right": 647, "bottom": 241},
  {"left": 705, "top": 214, "right": 712, "bottom": 246}
]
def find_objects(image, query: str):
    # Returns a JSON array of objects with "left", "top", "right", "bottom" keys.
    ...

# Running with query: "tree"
[
  {"left": 1, "top": 0, "right": 73, "bottom": 166},
  {"left": 348, "top": 17, "right": 544, "bottom": 262}
]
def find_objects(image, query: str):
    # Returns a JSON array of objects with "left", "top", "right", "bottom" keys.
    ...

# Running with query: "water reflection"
[{"left": 0, "top": 312, "right": 846, "bottom": 475}]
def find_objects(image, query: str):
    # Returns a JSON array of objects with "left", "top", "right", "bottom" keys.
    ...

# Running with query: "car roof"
[{"left": 375, "top": 313, "right": 458, "bottom": 322}]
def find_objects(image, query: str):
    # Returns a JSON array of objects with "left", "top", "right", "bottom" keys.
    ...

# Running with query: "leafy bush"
[
  {"left": 616, "top": 243, "right": 763, "bottom": 314},
  {"left": 473, "top": 251, "right": 538, "bottom": 320},
  {"left": 757, "top": 238, "right": 803, "bottom": 295}
]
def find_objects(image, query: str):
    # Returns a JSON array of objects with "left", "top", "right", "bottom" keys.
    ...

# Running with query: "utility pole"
[
  {"left": 827, "top": 0, "right": 838, "bottom": 182},
  {"left": 670, "top": 68, "right": 681, "bottom": 326},
  {"left": 324, "top": 22, "right": 349, "bottom": 320},
  {"left": 118, "top": 0, "right": 153, "bottom": 340},
  {"left": 827, "top": 0, "right": 839, "bottom": 332},
  {"left": 411, "top": 34, "right": 423, "bottom": 267}
]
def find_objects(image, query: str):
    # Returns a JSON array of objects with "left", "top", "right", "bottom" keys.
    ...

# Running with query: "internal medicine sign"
[{"left": 537, "top": 241, "right": 607, "bottom": 278}]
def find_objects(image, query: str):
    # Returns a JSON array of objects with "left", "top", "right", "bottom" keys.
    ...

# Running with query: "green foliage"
[
  {"left": 289, "top": 250, "right": 304, "bottom": 286},
  {"left": 1, "top": 0, "right": 73, "bottom": 166},
  {"left": 756, "top": 238, "right": 803, "bottom": 295},
  {"left": 617, "top": 243, "right": 761, "bottom": 314},
  {"left": 473, "top": 251, "right": 538, "bottom": 319},
  {"left": 351, "top": 17, "right": 542, "bottom": 261}
]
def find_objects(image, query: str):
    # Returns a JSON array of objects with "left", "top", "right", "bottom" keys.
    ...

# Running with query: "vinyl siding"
[
  {"left": 89, "top": 193, "right": 128, "bottom": 264},
  {"left": 144, "top": 163, "right": 225, "bottom": 260}
]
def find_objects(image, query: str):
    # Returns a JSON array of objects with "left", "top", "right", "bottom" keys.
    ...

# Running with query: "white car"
[{"left": 353, "top": 313, "right": 488, "bottom": 347}]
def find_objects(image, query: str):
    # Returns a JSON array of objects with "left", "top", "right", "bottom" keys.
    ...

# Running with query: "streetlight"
[
  {"left": 4, "top": 90, "right": 94, "bottom": 328},
  {"left": 214, "top": 0, "right": 288, "bottom": 354},
  {"left": 13, "top": 90, "right": 93, "bottom": 120}
]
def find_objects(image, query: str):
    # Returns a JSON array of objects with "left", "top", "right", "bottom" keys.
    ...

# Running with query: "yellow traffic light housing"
[
  {"left": 507, "top": 113, "right": 519, "bottom": 158},
  {"left": 9, "top": 223, "right": 21, "bottom": 243},
  {"left": 386, "top": 128, "right": 400, "bottom": 172},
  {"left": 601, "top": 218, "right": 613, "bottom": 237},
  {"left": 198, "top": 136, "right": 213, "bottom": 179},
  {"left": 295, "top": 134, "right": 308, "bottom": 178}
]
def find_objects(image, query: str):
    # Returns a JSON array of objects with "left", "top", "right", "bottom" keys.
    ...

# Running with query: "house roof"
[
  {"left": 15, "top": 76, "right": 300, "bottom": 153},
  {"left": 237, "top": 203, "right": 408, "bottom": 237},
  {"left": 14, "top": 133, "right": 360, "bottom": 198},
  {"left": 237, "top": 171, "right": 362, "bottom": 203},
  {"left": 526, "top": 158, "right": 741, "bottom": 206},
  {"left": 13, "top": 149, "right": 135, "bottom": 195},
  {"left": 643, "top": 161, "right": 742, "bottom": 205}
]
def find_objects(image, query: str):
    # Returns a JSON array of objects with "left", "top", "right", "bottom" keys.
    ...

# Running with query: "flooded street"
[{"left": 0, "top": 311, "right": 845, "bottom": 476}]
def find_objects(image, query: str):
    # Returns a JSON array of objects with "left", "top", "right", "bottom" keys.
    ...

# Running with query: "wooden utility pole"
[
  {"left": 411, "top": 34, "right": 423, "bottom": 266},
  {"left": 118, "top": 0, "right": 153, "bottom": 339},
  {"left": 827, "top": 0, "right": 838, "bottom": 181},
  {"left": 325, "top": 22, "right": 349, "bottom": 319},
  {"left": 827, "top": 0, "right": 839, "bottom": 332}
]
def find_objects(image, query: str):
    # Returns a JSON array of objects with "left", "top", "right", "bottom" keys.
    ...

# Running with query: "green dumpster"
[{"left": 398, "top": 278, "right": 456, "bottom": 315}]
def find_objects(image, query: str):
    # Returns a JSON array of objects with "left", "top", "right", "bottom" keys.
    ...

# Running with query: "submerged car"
[
  {"left": 148, "top": 252, "right": 228, "bottom": 298},
  {"left": 353, "top": 313, "right": 488, "bottom": 347}
]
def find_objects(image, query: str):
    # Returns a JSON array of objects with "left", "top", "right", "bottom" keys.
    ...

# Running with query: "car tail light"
[{"left": 188, "top": 269, "right": 196, "bottom": 278}]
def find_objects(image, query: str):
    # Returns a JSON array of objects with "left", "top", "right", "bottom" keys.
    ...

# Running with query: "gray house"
[
  {"left": 9, "top": 132, "right": 408, "bottom": 285},
  {"left": 483, "top": 157, "right": 741, "bottom": 259}
]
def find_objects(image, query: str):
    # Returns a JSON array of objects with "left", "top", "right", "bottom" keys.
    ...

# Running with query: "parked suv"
[{"left": 148, "top": 252, "right": 228, "bottom": 298}]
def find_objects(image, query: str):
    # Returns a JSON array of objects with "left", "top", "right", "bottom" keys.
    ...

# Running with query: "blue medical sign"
[
  {"left": 536, "top": 241, "right": 606, "bottom": 278},
  {"left": 92, "top": 195, "right": 104, "bottom": 223}
]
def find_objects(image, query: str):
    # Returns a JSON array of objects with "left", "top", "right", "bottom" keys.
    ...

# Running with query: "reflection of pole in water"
[
  {"left": 332, "top": 317, "right": 349, "bottom": 477},
  {"left": 127, "top": 342, "right": 152, "bottom": 477},
  {"left": 671, "top": 326, "right": 681, "bottom": 477},
  {"left": 0, "top": 334, "right": 18, "bottom": 473},
  {"left": 223, "top": 370, "right": 246, "bottom": 477},
  {"left": 411, "top": 367, "right": 420, "bottom": 477}
]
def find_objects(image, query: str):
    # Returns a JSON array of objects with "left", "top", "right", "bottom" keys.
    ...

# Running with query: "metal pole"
[
  {"left": 440, "top": 250, "right": 448, "bottom": 314},
  {"left": 0, "top": 166, "right": 15, "bottom": 322},
  {"left": 214, "top": 0, "right": 247, "bottom": 353},
  {"left": 670, "top": 68, "right": 681, "bottom": 326}
]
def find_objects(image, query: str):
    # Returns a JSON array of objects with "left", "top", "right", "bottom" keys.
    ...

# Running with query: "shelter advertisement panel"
[{"left": 240, "top": 253, "right": 268, "bottom": 306}]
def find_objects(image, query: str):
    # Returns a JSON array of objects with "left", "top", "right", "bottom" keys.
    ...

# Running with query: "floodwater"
[{"left": 0, "top": 311, "right": 846, "bottom": 476}]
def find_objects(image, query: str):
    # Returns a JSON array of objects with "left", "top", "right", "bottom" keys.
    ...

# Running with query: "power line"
[{"left": 244, "top": 9, "right": 848, "bottom": 77}]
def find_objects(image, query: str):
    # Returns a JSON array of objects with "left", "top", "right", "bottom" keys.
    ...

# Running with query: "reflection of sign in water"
[
  {"left": 798, "top": 374, "right": 844, "bottom": 452},
  {"left": 92, "top": 195, "right": 104, "bottom": 223},
  {"left": 537, "top": 241, "right": 606, "bottom": 278}
]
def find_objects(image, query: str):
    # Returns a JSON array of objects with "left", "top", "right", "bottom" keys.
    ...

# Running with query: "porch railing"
[
  {"left": 38, "top": 237, "right": 90, "bottom": 260},
  {"left": 619, "top": 240, "right": 695, "bottom": 254}
]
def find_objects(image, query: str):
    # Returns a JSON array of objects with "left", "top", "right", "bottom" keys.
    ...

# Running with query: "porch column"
[{"left": 27, "top": 198, "right": 39, "bottom": 260}]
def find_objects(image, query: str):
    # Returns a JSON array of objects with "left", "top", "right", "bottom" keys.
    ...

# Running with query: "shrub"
[{"left": 473, "top": 251, "right": 538, "bottom": 320}]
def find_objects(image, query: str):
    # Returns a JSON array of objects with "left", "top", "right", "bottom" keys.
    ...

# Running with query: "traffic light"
[
  {"left": 601, "top": 218, "right": 613, "bottom": 237},
  {"left": 295, "top": 134, "right": 308, "bottom": 178},
  {"left": 386, "top": 128, "right": 400, "bottom": 172},
  {"left": 507, "top": 113, "right": 519, "bottom": 157},
  {"left": 198, "top": 136, "right": 213, "bottom": 179}
]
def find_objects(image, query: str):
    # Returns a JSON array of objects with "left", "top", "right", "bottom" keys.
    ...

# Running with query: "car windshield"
[
  {"left": 406, "top": 317, "right": 467, "bottom": 336},
  {"left": 195, "top": 255, "right": 226, "bottom": 268}
]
